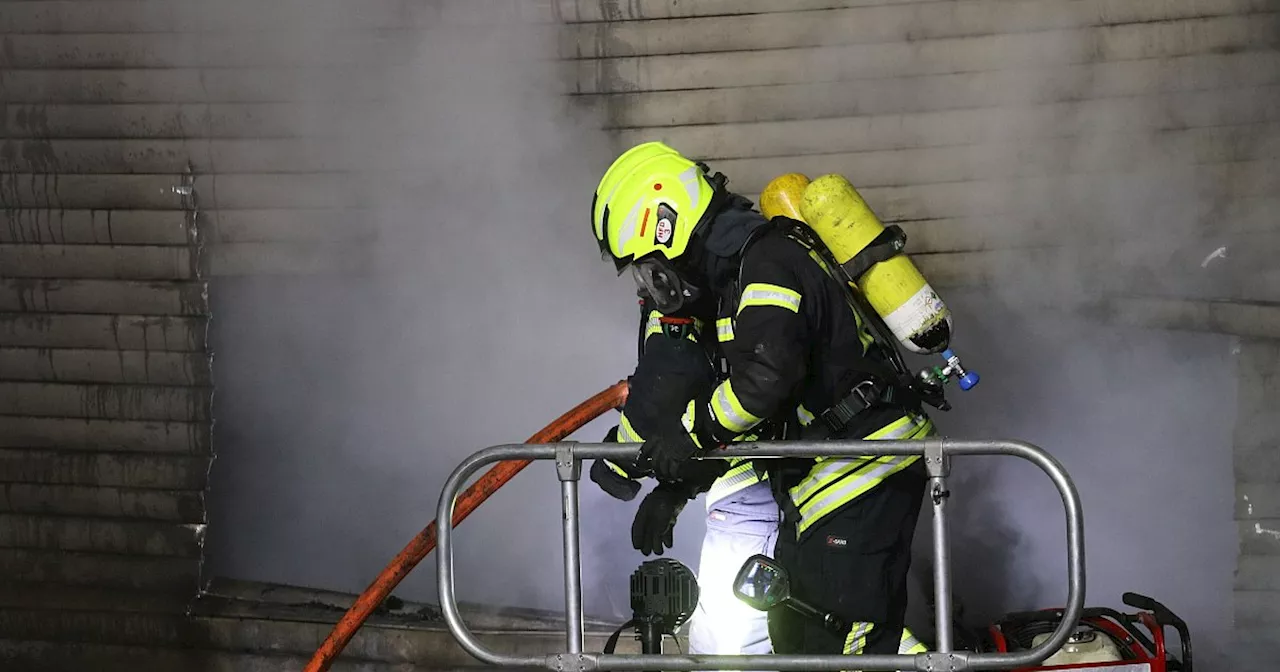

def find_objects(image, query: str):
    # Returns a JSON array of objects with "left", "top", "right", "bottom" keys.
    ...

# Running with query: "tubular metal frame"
[{"left": 437, "top": 438, "right": 1085, "bottom": 672}]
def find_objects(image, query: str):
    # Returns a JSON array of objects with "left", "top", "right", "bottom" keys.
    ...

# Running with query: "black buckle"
[
  {"left": 845, "top": 225, "right": 907, "bottom": 280},
  {"left": 819, "top": 380, "right": 880, "bottom": 436}
]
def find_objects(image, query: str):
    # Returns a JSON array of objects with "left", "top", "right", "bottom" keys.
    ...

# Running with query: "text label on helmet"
[{"left": 655, "top": 203, "right": 678, "bottom": 248}]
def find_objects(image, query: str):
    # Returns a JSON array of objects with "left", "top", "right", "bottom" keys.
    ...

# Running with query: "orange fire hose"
[{"left": 304, "top": 380, "right": 630, "bottom": 672}]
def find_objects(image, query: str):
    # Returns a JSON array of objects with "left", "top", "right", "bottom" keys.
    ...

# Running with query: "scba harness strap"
[
  {"left": 844, "top": 224, "right": 908, "bottom": 281},
  {"left": 767, "top": 217, "right": 930, "bottom": 427},
  {"left": 739, "top": 217, "right": 933, "bottom": 526}
]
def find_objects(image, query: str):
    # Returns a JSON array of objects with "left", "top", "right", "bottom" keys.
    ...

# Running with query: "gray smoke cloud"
[
  {"left": 205, "top": 0, "right": 637, "bottom": 614},
  {"left": 203, "top": 3, "right": 1276, "bottom": 670},
  {"left": 900, "top": 296, "right": 1238, "bottom": 669},
  {"left": 871, "top": 12, "right": 1277, "bottom": 670}
]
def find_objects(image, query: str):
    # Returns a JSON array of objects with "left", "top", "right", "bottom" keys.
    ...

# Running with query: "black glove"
[
  {"left": 631, "top": 483, "right": 690, "bottom": 556},
  {"left": 638, "top": 430, "right": 702, "bottom": 482},
  {"left": 590, "top": 459, "right": 642, "bottom": 501}
]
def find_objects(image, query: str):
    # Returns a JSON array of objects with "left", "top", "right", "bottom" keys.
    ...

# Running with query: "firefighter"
[
  {"left": 588, "top": 296, "right": 782, "bottom": 657},
  {"left": 590, "top": 141, "right": 938, "bottom": 658}
]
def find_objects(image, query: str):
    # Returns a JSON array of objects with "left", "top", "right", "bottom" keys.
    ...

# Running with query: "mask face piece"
[{"left": 632, "top": 256, "right": 701, "bottom": 315}]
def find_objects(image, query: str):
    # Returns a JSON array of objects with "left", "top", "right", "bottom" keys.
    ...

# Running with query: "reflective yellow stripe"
[
  {"left": 844, "top": 621, "right": 874, "bottom": 655},
  {"left": 738, "top": 283, "right": 801, "bottom": 314},
  {"left": 679, "top": 399, "right": 703, "bottom": 448},
  {"left": 899, "top": 627, "right": 927, "bottom": 654},
  {"left": 616, "top": 413, "right": 643, "bottom": 443},
  {"left": 710, "top": 380, "right": 763, "bottom": 434},
  {"left": 793, "top": 417, "right": 934, "bottom": 535},
  {"left": 797, "top": 404, "right": 815, "bottom": 426},
  {"left": 604, "top": 460, "right": 630, "bottom": 478},
  {"left": 842, "top": 622, "right": 925, "bottom": 664},
  {"left": 643, "top": 311, "right": 702, "bottom": 343},
  {"left": 680, "top": 399, "right": 696, "bottom": 432},
  {"left": 643, "top": 312, "right": 663, "bottom": 340},
  {"left": 789, "top": 416, "right": 919, "bottom": 503},
  {"left": 716, "top": 317, "right": 735, "bottom": 343},
  {"left": 706, "top": 460, "right": 762, "bottom": 506}
]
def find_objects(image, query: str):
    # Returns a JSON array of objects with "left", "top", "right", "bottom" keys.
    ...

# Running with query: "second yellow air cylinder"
[{"left": 760, "top": 172, "right": 952, "bottom": 355}]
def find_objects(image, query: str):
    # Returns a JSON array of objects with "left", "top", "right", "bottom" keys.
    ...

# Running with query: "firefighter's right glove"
[
  {"left": 638, "top": 429, "right": 701, "bottom": 482},
  {"left": 590, "top": 459, "right": 642, "bottom": 501},
  {"left": 631, "top": 482, "right": 689, "bottom": 556}
]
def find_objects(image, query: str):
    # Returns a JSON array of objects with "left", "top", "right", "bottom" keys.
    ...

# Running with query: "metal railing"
[{"left": 437, "top": 439, "right": 1085, "bottom": 672}]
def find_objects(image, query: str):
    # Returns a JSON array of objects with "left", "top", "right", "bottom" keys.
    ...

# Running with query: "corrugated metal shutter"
[
  {"left": 2, "top": 0, "right": 1277, "bottom": 664},
  {"left": 2, "top": 0, "right": 216, "bottom": 655},
  {"left": 1, "top": 0, "right": 566, "bottom": 664},
  {"left": 561, "top": 0, "right": 1279, "bottom": 305}
]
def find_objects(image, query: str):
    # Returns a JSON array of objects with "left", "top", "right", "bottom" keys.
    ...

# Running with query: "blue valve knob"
[{"left": 941, "top": 349, "right": 979, "bottom": 391}]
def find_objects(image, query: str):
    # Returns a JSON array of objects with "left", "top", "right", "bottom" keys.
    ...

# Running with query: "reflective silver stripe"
[
  {"left": 789, "top": 416, "right": 919, "bottom": 503},
  {"left": 711, "top": 381, "right": 762, "bottom": 434},
  {"left": 738, "top": 283, "right": 802, "bottom": 314},
  {"left": 643, "top": 312, "right": 663, "bottom": 340},
  {"left": 797, "top": 420, "right": 934, "bottom": 533},
  {"left": 680, "top": 398, "right": 696, "bottom": 434},
  {"left": 616, "top": 413, "right": 643, "bottom": 443},
  {"left": 614, "top": 200, "right": 643, "bottom": 251},
  {"left": 716, "top": 317, "right": 734, "bottom": 343},
  {"left": 899, "top": 628, "right": 926, "bottom": 654},
  {"left": 844, "top": 621, "right": 873, "bottom": 655},
  {"left": 678, "top": 165, "right": 701, "bottom": 206},
  {"left": 799, "top": 456, "right": 919, "bottom": 529},
  {"left": 705, "top": 461, "right": 762, "bottom": 507},
  {"left": 643, "top": 311, "right": 702, "bottom": 343}
]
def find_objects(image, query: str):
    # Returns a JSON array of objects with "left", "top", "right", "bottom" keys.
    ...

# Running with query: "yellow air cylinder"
[
  {"left": 760, "top": 172, "right": 952, "bottom": 355},
  {"left": 759, "top": 172, "right": 810, "bottom": 222}
]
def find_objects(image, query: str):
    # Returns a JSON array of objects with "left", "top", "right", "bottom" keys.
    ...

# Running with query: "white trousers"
[{"left": 686, "top": 481, "right": 781, "bottom": 656}]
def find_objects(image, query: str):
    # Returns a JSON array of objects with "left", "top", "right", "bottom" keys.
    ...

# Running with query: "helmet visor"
[{"left": 631, "top": 257, "right": 698, "bottom": 315}]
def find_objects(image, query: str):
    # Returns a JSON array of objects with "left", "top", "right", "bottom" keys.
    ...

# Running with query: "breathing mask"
[{"left": 631, "top": 255, "right": 703, "bottom": 315}]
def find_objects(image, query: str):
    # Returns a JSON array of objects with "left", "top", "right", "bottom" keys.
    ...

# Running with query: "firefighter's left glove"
[
  {"left": 590, "top": 459, "right": 642, "bottom": 502},
  {"left": 631, "top": 483, "right": 690, "bottom": 556},
  {"left": 639, "top": 430, "right": 702, "bottom": 483}
]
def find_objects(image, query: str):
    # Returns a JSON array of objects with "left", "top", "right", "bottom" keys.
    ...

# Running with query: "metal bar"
[
  {"left": 557, "top": 446, "right": 585, "bottom": 654},
  {"left": 435, "top": 438, "right": 1085, "bottom": 672},
  {"left": 436, "top": 444, "right": 554, "bottom": 667},
  {"left": 931, "top": 481, "right": 953, "bottom": 653},
  {"left": 553, "top": 653, "right": 924, "bottom": 670},
  {"left": 925, "top": 442, "right": 954, "bottom": 653},
  {"left": 960, "top": 438, "right": 1086, "bottom": 670}
]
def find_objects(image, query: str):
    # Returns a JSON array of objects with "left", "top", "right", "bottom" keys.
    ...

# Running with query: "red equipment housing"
[{"left": 986, "top": 592, "right": 1191, "bottom": 672}]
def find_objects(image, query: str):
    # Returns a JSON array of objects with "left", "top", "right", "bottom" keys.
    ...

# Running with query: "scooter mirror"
[{"left": 732, "top": 554, "right": 790, "bottom": 611}]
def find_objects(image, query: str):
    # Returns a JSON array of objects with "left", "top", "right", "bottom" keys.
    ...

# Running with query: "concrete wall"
[{"left": 1234, "top": 338, "right": 1280, "bottom": 663}]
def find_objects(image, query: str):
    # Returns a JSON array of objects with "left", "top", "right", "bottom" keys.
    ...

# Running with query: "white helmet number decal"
[
  {"left": 655, "top": 218, "right": 673, "bottom": 245},
  {"left": 654, "top": 203, "right": 678, "bottom": 248}
]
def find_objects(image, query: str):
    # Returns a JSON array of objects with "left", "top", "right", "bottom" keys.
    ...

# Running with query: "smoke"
[
  {"left": 204, "top": 0, "right": 638, "bottom": 615},
  {"left": 900, "top": 295, "right": 1239, "bottom": 668},
  {"left": 868, "top": 12, "right": 1277, "bottom": 671},
  {"left": 201, "top": 3, "right": 1276, "bottom": 669}
]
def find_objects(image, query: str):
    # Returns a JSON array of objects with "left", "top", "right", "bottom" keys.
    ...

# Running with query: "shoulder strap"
[{"left": 770, "top": 217, "right": 913, "bottom": 378}]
